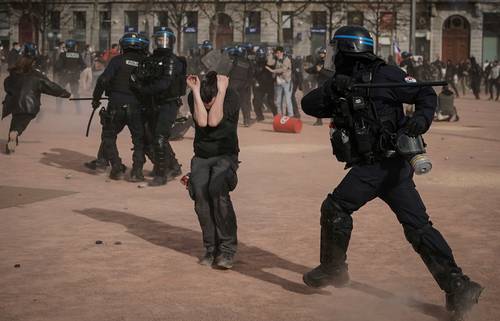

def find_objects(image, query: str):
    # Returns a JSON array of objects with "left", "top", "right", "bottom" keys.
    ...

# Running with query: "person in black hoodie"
[{"left": 2, "top": 43, "right": 70, "bottom": 154}]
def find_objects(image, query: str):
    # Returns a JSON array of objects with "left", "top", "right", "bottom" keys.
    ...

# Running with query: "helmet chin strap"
[{"left": 335, "top": 51, "right": 380, "bottom": 74}]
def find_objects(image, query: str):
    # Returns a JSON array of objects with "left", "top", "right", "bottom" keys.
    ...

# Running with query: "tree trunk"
[{"left": 277, "top": 4, "right": 283, "bottom": 44}]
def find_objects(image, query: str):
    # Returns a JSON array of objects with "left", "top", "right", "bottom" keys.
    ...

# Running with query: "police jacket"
[
  {"left": 253, "top": 59, "right": 274, "bottom": 89},
  {"left": 132, "top": 48, "right": 186, "bottom": 106},
  {"left": 229, "top": 57, "right": 253, "bottom": 90},
  {"left": 55, "top": 50, "right": 86, "bottom": 76},
  {"left": 302, "top": 61, "right": 436, "bottom": 166},
  {"left": 93, "top": 50, "right": 145, "bottom": 105},
  {"left": 2, "top": 69, "right": 69, "bottom": 118}
]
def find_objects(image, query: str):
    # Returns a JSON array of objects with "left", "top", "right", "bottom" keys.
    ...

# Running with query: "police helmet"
[
  {"left": 255, "top": 47, "right": 266, "bottom": 60},
  {"left": 201, "top": 40, "right": 213, "bottom": 50},
  {"left": 401, "top": 51, "right": 412, "bottom": 59},
  {"left": 65, "top": 39, "right": 77, "bottom": 52},
  {"left": 21, "top": 42, "right": 39, "bottom": 58},
  {"left": 324, "top": 26, "right": 374, "bottom": 70},
  {"left": 153, "top": 27, "right": 176, "bottom": 50},
  {"left": 317, "top": 47, "right": 327, "bottom": 56},
  {"left": 120, "top": 32, "right": 149, "bottom": 52}
]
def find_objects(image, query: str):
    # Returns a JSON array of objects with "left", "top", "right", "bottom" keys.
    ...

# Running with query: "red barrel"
[{"left": 272, "top": 115, "right": 303, "bottom": 133}]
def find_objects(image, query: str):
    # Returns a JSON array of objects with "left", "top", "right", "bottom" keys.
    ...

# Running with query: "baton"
[
  {"left": 86, "top": 108, "right": 98, "bottom": 137},
  {"left": 353, "top": 81, "right": 448, "bottom": 88},
  {"left": 70, "top": 97, "right": 109, "bottom": 101}
]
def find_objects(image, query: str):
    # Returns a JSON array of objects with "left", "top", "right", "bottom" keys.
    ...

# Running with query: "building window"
[
  {"left": 347, "top": 11, "right": 364, "bottom": 26},
  {"left": 73, "top": 11, "right": 86, "bottom": 45},
  {"left": 182, "top": 11, "right": 198, "bottom": 54},
  {"left": 310, "top": 11, "right": 327, "bottom": 54},
  {"left": 99, "top": 11, "right": 111, "bottom": 51},
  {"left": 380, "top": 12, "right": 396, "bottom": 32},
  {"left": 154, "top": 11, "right": 169, "bottom": 29},
  {"left": 50, "top": 11, "right": 60, "bottom": 30},
  {"left": 245, "top": 11, "right": 261, "bottom": 43},
  {"left": 124, "top": 11, "right": 139, "bottom": 32},
  {"left": 282, "top": 12, "right": 294, "bottom": 45}
]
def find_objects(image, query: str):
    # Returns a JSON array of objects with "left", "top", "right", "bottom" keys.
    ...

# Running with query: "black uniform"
[
  {"left": 229, "top": 56, "right": 253, "bottom": 126},
  {"left": 93, "top": 50, "right": 147, "bottom": 178},
  {"left": 302, "top": 54, "right": 479, "bottom": 299},
  {"left": 252, "top": 57, "right": 278, "bottom": 118},
  {"left": 55, "top": 50, "right": 86, "bottom": 112},
  {"left": 291, "top": 57, "right": 304, "bottom": 118},
  {"left": 132, "top": 48, "right": 186, "bottom": 184}
]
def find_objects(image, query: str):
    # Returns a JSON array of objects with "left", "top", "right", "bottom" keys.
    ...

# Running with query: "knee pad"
[{"left": 320, "top": 197, "right": 353, "bottom": 233}]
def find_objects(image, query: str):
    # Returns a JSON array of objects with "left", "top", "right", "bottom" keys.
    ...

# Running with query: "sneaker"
[
  {"left": 446, "top": 277, "right": 483, "bottom": 321},
  {"left": 148, "top": 175, "right": 167, "bottom": 187},
  {"left": 215, "top": 253, "right": 234, "bottom": 270},
  {"left": 165, "top": 164, "right": 182, "bottom": 182},
  {"left": 7, "top": 131, "right": 18, "bottom": 154},
  {"left": 109, "top": 164, "right": 126, "bottom": 180},
  {"left": 313, "top": 119, "right": 323, "bottom": 126},
  {"left": 198, "top": 252, "right": 215, "bottom": 266},
  {"left": 303, "top": 264, "right": 350, "bottom": 288}
]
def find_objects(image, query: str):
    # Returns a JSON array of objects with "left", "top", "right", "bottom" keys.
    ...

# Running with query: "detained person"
[{"left": 186, "top": 72, "right": 240, "bottom": 269}]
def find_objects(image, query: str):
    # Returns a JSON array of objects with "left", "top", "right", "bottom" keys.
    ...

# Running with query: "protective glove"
[
  {"left": 60, "top": 90, "right": 71, "bottom": 98},
  {"left": 404, "top": 116, "right": 428, "bottom": 137},
  {"left": 334, "top": 74, "right": 354, "bottom": 93},
  {"left": 92, "top": 99, "right": 101, "bottom": 110}
]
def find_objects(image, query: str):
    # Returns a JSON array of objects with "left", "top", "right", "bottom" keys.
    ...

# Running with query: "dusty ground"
[{"left": 0, "top": 93, "right": 499, "bottom": 321}]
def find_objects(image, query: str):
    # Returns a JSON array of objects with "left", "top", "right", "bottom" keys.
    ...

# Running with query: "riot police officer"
[
  {"left": 228, "top": 47, "right": 254, "bottom": 126},
  {"left": 252, "top": 47, "right": 278, "bottom": 119},
  {"left": 305, "top": 47, "right": 333, "bottom": 125},
  {"left": 131, "top": 27, "right": 186, "bottom": 186},
  {"left": 91, "top": 32, "right": 150, "bottom": 181},
  {"left": 301, "top": 26, "right": 482, "bottom": 321},
  {"left": 55, "top": 39, "right": 86, "bottom": 113}
]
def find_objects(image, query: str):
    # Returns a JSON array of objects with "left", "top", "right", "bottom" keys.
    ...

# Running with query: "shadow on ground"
[
  {"left": 39, "top": 148, "right": 98, "bottom": 175},
  {"left": 74, "top": 207, "right": 450, "bottom": 320}
]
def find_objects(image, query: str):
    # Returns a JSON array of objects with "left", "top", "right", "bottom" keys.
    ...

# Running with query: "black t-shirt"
[{"left": 188, "top": 88, "right": 240, "bottom": 158}]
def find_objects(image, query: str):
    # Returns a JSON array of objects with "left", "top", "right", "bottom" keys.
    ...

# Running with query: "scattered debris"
[
  {"left": 114, "top": 241, "right": 122, "bottom": 245},
  {"left": 65, "top": 174, "right": 72, "bottom": 179},
  {"left": 95, "top": 240, "right": 103, "bottom": 245},
  {"left": 14, "top": 264, "right": 20, "bottom": 268},
  {"left": 137, "top": 184, "right": 147, "bottom": 189},
  {"left": 444, "top": 156, "right": 449, "bottom": 160}
]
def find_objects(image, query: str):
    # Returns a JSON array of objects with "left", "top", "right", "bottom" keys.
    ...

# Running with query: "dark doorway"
[
  {"left": 442, "top": 15, "right": 470, "bottom": 63},
  {"left": 212, "top": 13, "right": 233, "bottom": 49},
  {"left": 19, "top": 14, "right": 38, "bottom": 44}
]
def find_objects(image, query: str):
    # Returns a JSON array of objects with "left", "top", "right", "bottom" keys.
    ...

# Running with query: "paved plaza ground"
[{"left": 0, "top": 94, "right": 499, "bottom": 321}]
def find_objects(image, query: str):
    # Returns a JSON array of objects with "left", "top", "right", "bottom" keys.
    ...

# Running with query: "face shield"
[{"left": 153, "top": 31, "right": 175, "bottom": 50}]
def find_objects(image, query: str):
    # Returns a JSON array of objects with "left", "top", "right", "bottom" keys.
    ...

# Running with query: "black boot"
[
  {"left": 165, "top": 159, "right": 182, "bottom": 182},
  {"left": 446, "top": 274, "right": 483, "bottom": 321},
  {"left": 303, "top": 264, "right": 350, "bottom": 288},
  {"left": 198, "top": 251, "right": 215, "bottom": 266},
  {"left": 109, "top": 164, "right": 126, "bottom": 180},
  {"left": 128, "top": 165, "right": 145, "bottom": 182},
  {"left": 84, "top": 159, "right": 109, "bottom": 171}
]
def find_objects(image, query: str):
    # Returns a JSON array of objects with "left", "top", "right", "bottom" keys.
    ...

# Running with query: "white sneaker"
[{"left": 7, "top": 131, "right": 18, "bottom": 153}]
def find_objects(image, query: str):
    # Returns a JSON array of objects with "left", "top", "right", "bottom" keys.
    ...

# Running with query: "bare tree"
[{"left": 261, "top": 0, "right": 310, "bottom": 45}]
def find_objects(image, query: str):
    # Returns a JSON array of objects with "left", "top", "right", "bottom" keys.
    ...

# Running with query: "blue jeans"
[{"left": 275, "top": 81, "right": 294, "bottom": 116}]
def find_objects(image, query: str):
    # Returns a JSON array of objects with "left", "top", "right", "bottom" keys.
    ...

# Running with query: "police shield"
[{"left": 201, "top": 50, "right": 233, "bottom": 76}]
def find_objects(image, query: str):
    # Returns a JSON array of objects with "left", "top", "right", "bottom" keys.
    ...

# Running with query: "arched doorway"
[
  {"left": 19, "top": 14, "right": 38, "bottom": 44},
  {"left": 211, "top": 13, "right": 233, "bottom": 49},
  {"left": 442, "top": 15, "right": 470, "bottom": 63}
]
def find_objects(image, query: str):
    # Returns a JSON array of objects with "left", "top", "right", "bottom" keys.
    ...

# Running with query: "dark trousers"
[
  {"left": 101, "top": 103, "right": 145, "bottom": 169},
  {"left": 234, "top": 86, "right": 252, "bottom": 123},
  {"left": 253, "top": 84, "right": 277, "bottom": 117},
  {"left": 189, "top": 155, "right": 239, "bottom": 255},
  {"left": 146, "top": 102, "right": 179, "bottom": 175},
  {"left": 489, "top": 79, "right": 500, "bottom": 100},
  {"left": 56, "top": 75, "right": 80, "bottom": 113},
  {"left": 9, "top": 114, "right": 35, "bottom": 135},
  {"left": 322, "top": 157, "right": 462, "bottom": 292},
  {"left": 291, "top": 81, "right": 301, "bottom": 118}
]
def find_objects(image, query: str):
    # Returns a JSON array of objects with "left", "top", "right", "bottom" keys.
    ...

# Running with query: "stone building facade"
[{"left": 1, "top": 0, "right": 499, "bottom": 63}]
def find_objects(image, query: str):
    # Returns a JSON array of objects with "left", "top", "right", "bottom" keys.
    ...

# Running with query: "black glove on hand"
[
  {"left": 60, "top": 90, "right": 71, "bottom": 98},
  {"left": 334, "top": 74, "right": 353, "bottom": 93},
  {"left": 92, "top": 99, "right": 101, "bottom": 110},
  {"left": 405, "top": 116, "right": 428, "bottom": 137}
]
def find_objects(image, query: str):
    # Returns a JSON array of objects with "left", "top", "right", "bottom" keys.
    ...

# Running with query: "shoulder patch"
[
  {"left": 65, "top": 52, "right": 80, "bottom": 59},
  {"left": 405, "top": 76, "right": 417, "bottom": 83},
  {"left": 125, "top": 59, "right": 139, "bottom": 67}
]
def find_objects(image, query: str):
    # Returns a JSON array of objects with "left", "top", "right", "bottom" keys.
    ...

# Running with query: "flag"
[{"left": 393, "top": 37, "right": 402, "bottom": 65}]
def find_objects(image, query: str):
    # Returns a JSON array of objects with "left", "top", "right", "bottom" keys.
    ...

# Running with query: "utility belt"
[{"left": 152, "top": 97, "right": 182, "bottom": 109}]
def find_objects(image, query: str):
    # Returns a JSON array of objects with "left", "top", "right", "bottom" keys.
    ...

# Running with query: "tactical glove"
[
  {"left": 405, "top": 116, "right": 428, "bottom": 137},
  {"left": 60, "top": 90, "right": 71, "bottom": 98},
  {"left": 334, "top": 74, "right": 354, "bottom": 93},
  {"left": 92, "top": 99, "right": 101, "bottom": 110}
]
